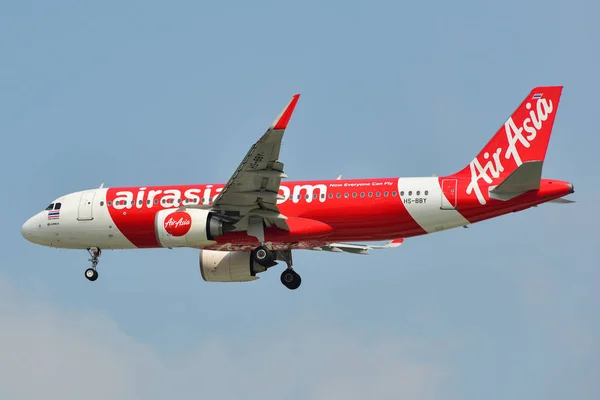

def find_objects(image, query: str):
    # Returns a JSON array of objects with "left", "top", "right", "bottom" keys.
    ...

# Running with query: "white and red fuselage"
[
  {"left": 21, "top": 176, "right": 572, "bottom": 251},
  {"left": 20, "top": 86, "right": 574, "bottom": 287}
]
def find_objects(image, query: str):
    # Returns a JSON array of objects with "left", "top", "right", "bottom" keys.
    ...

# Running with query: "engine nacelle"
[
  {"left": 199, "top": 249, "right": 266, "bottom": 282},
  {"left": 155, "top": 208, "right": 226, "bottom": 248}
]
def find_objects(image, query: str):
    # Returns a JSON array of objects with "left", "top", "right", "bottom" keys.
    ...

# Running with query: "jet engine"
[{"left": 199, "top": 249, "right": 268, "bottom": 282}]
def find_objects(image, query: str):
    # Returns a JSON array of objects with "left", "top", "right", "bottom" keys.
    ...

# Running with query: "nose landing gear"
[{"left": 85, "top": 247, "right": 101, "bottom": 282}]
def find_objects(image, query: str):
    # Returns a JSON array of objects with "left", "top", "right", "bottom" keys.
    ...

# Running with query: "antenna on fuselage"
[
  {"left": 99, "top": 182, "right": 104, "bottom": 188},
  {"left": 336, "top": 175, "right": 342, "bottom": 180}
]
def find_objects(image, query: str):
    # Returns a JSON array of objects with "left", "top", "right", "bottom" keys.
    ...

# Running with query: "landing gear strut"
[{"left": 85, "top": 247, "right": 101, "bottom": 282}]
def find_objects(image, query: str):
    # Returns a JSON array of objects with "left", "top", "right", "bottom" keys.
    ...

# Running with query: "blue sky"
[{"left": 1, "top": 0, "right": 599, "bottom": 398}]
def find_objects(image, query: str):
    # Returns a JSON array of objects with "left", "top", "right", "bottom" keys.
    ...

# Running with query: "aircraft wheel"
[
  {"left": 85, "top": 268, "right": 98, "bottom": 282},
  {"left": 253, "top": 245, "right": 273, "bottom": 266},
  {"left": 281, "top": 269, "right": 301, "bottom": 290}
]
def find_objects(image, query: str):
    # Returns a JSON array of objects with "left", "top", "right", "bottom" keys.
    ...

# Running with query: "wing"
[
  {"left": 211, "top": 94, "right": 300, "bottom": 232},
  {"left": 311, "top": 239, "right": 404, "bottom": 255}
]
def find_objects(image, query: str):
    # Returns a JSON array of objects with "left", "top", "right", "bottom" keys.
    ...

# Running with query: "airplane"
[{"left": 21, "top": 86, "right": 575, "bottom": 290}]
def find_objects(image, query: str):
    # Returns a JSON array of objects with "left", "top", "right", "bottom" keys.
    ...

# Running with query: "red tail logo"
[
  {"left": 455, "top": 86, "right": 563, "bottom": 205},
  {"left": 164, "top": 212, "right": 192, "bottom": 236}
]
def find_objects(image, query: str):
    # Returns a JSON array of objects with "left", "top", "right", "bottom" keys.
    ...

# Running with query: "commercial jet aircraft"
[{"left": 21, "top": 86, "right": 575, "bottom": 289}]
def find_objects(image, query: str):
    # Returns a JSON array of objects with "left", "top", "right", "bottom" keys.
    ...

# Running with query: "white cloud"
[{"left": 0, "top": 277, "right": 445, "bottom": 400}]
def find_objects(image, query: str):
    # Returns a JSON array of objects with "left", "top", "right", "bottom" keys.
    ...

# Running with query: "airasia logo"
[
  {"left": 466, "top": 96, "right": 555, "bottom": 205},
  {"left": 164, "top": 212, "right": 192, "bottom": 236}
]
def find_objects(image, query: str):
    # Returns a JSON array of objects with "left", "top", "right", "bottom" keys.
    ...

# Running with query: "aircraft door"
[
  {"left": 440, "top": 179, "right": 458, "bottom": 210},
  {"left": 78, "top": 191, "right": 96, "bottom": 221}
]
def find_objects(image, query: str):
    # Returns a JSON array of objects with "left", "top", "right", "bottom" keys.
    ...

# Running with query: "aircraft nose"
[{"left": 21, "top": 215, "right": 38, "bottom": 241}]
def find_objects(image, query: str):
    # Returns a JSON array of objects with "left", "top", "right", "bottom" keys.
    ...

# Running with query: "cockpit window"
[
  {"left": 45, "top": 203, "right": 54, "bottom": 210},
  {"left": 54, "top": 203, "right": 62, "bottom": 210}
]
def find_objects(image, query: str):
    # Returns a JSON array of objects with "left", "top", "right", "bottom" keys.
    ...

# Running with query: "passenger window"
[
  {"left": 54, "top": 203, "right": 62, "bottom": 210},
  {"left": 352, "top": 193, "right": 357, "bottom": 198},
  {"left": 408, "top": 191, "right": 412, "bottom": 196},
  {"left": 392, "top": 191, "right": 397, "bottom": 196},
  {"left": 344, "top": 193, "right": 349, "bottom": 198},
  {"left": 336, "top": 193, "right": 341, "bottom": 198},
  {"left": 154, "top": 199, "right": 159, "bottom": 204},
  {"left": 100, "top": 201, "right": 105, "bottom": 206},
  {"left": 376, "top": 192, "right": 381, "bottom": 197},
  {"left": 368, "top": 192, "right": 373, "bottom": 197},
  {"left": 209, "top": 197, "right": 213, "bottom": 202},
  {"left": 313, "top": 194, "right": 317, "bottom": 199},
  {"left": 400, "top": 191, "right": 404, "bottom": 196},
  {"left": 384, "top": 192, "right": 388, "bottom": 197},
  {"left": 321, "top": 194, "right": 325, "bottom": 199},
  {"left": 138, "top": 200, "right": 143, "bottom": 205},
  {"left": 306, "top": 194, "right": 309, "bottom": 199},
  {"left": 107, "top": 201, "right": 112, "bottom": 206},
  {"left": 416, "top": 191, "right": 420, "bottom": 195},
  {"left": 360, "top": 192, "right": 365, "bottom": 198},
  {"left": 328, "top": 193, "right": 333, "bottom": 199},
  {"left": 201, "top": 198, "right": 206, "bottom": 202},
  {"left": 425, "top": 190, "right": 429, "bottom": 195}
]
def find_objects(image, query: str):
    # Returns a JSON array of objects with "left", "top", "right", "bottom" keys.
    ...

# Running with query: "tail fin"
[{"left": 452, "top": 86, "right": 563, "bottom": 205}]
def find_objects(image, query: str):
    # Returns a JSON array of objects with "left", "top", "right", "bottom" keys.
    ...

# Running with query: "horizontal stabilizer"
[
  {"left": 312, "top": 238, "right": 404, "bottom": 255},
  {"left": 489, "top": 160, "right": 543, "bottom": 200},
  {"left": 548, "top": 197, "right": 576, "bottom": 204}
]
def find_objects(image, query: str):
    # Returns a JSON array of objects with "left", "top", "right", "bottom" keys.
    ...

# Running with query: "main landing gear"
[
  {"left": 85, "top": 247, "right": 101, "bottom": 282},
  {"left": 251, "top": 245, "right": 301, "bottom": 290},
  {"left": 248, "top": 218, "right": 301, "bottom": 290}
]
